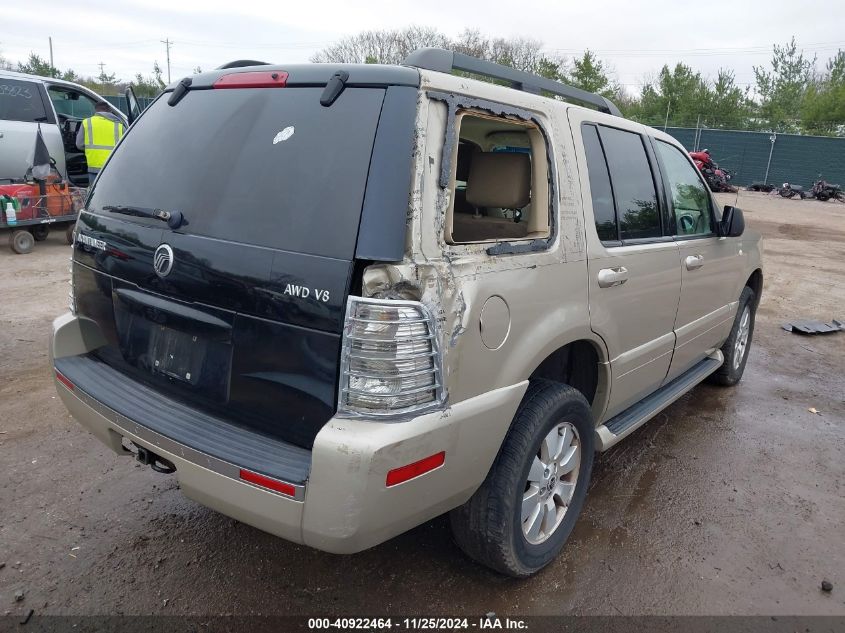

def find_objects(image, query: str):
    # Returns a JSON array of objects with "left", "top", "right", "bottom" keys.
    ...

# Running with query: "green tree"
[
  {"left": 564, "top": 50, "right": 620, "bottom": 101},
  {"left": 97, "top": 65, "right": 117, "bottom": 87},
  {"left": 132, "top": 62, "right": 167, "bottom": 98},
  {"left": 15, "top": 52, "right": 80, "bottom": 82},
  {"left": 629, "top": 63, "right": 711, "bottom": 127},
  {"left": 801, "top": 50, "right": 845, "bottom": 135},
  {"left": 17, "top": 52, "right": 60, "bottom": 77},
  {"left": 753, "top": 37, "right": 814, "bottom": 132},
  {"left": 709, "top": 69, "right": 756, "bottom": 129}
]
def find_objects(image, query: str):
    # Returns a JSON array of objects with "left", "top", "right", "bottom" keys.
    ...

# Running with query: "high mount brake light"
[{"left": 213, "top": 71, "right": 288, "bottom": 89}]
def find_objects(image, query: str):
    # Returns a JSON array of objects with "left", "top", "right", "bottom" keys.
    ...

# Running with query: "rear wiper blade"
[{"left": 102, "top": 205, "right": 184, "bottom": 229}]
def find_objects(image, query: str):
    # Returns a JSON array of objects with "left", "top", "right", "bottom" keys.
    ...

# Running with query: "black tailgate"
[{"left": 71, "top": 82, "right": 391, "bottom": 449}]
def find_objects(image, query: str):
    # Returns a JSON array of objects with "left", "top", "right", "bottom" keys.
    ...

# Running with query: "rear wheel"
[
  {"left": 450, "top": 381, "right": 594, "bottom": 577},
  {"left": 817, "top": 192, "right": 830, "bottom": 202},
  {"left": 709, "top": 286, "right": 756, "bottom": 386},
  {"left": 9, "top": 229, "right": 35, "bottom": 254},
  {"left": 65, "top": 224, "right": 75, "bottom": 245}
]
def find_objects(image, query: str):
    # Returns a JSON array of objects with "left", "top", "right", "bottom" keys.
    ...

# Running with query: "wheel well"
[
  {"left": 745, "top": 269, "right": 763, "bottom": 308},
  {"left": 529, "top": 340, "right": 600, "bottom": 406}
]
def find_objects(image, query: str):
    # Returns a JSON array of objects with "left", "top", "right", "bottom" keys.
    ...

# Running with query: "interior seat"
[{"left": 451, "top": 152, "right": 531, "bottom": 242}]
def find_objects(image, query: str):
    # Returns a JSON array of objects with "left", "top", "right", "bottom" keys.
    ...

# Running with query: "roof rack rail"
[
  {"left": 217, "top": 60, "right": 271, "bottom": 70},
  {"left": 403, "top": 48, "right": 622, "bottom": 117}
]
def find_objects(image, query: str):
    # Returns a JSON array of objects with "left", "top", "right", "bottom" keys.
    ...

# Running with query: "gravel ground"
[{"left": 0, "top": 191, "right": 843, "bottom": 617}]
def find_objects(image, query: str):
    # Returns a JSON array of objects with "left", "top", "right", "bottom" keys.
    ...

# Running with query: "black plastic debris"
[{"left": 782, "top": 319, "right": 844, "bottom": 335}]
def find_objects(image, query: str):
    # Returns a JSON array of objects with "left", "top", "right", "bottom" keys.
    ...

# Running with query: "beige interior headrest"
[{"left": 466, "top": 153, "right": 531, "bottom": 209}]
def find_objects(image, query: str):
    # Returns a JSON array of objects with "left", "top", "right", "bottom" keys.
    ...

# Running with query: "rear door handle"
[
  {"left": 685, "top": 254, "right": 704, "bottom": 270},
  {"left": 597, "top": 266, "right": 629, "bottom": 288}
]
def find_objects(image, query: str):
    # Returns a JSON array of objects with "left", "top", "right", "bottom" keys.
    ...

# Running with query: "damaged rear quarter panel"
[{"left": 362, "top": 71, "right": 599, "bottom": 409}]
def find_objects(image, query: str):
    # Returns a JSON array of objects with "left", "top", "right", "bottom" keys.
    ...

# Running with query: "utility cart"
[{"left": 0, "top": 181, "right": 84, "bottom": 254}]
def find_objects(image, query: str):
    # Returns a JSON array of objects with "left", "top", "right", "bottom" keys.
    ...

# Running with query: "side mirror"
[{"left": 719, "top": 206, "right": 745, "bottom": 237}]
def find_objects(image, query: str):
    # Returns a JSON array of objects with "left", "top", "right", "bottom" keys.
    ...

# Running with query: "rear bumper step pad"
[{"left": 54, "top": 354, "right": 311, "bottom": 485}]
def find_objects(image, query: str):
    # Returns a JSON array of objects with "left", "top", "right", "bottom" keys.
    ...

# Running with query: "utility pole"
[
  {"left": 98, "top": 61, "right": 106, "bottom": 92},
  {"left": 663, "top": 99, "right": 671, "bottom": 132},
  {"left": 161, "top": 38, "right": 172, "bottom": 83},
  {"left": 49, "top": 37, "right": 54, "bottom": 77}
]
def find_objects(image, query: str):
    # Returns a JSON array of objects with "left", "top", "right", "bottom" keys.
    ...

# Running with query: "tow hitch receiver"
[{"left": 131, "top": 442, "right": 177, "bottom": 474}]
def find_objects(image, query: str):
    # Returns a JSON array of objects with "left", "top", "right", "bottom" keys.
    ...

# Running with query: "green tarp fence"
[
  {"left": 102, "top": 94, "right": 156, "bottom": 117},
  {"left": 665, "top": 127, "right": 845, "bottom": 188}
]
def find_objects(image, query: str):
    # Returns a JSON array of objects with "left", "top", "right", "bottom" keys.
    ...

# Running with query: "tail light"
[{"left": 338, "top": 296, "right": 444, "bottom": 417}]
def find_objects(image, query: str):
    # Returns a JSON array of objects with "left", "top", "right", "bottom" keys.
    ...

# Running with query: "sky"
[{"left": 3, "top": 0, "right": 844, "bottom": 95}]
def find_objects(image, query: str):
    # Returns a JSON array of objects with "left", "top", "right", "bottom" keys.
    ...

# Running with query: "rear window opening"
[{"left": 445, "top": 111, "right": 550, "bottom": 245}]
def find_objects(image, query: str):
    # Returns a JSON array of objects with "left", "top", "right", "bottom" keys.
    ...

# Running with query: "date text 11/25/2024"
[{"left": 307, "top": 617, "right": 527, "bottom": 630}]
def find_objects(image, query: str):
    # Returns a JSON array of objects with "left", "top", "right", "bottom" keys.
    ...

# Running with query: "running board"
[{"left": 595, "top": 351, "right": 723, "bottom": 451}]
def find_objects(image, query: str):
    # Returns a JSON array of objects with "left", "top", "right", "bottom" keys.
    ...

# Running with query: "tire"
[
  {"left": 65, "top": 224, "right": 75, "bottom": 245},
  {"left": 779, "top": 189, "right": 794, "bottom": 198},
  {"left": 817, "top": 192, "right": 830, "bottom": 202},
  {"left": 9, "top": 229, "right": 35, "bottom": 254},
  {"left": 708, "top": 286, "right": 756, "bottom": 386},
  {"left": 450, "top": 381, "right": 594, "bottom": 577},
  {"left": 30, "top": 225, "right": 49, "bottom": 241}
]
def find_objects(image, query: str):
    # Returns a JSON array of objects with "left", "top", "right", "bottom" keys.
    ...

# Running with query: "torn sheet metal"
[{"left": 781, "top": 319, "right": 844, "bottom": 335}]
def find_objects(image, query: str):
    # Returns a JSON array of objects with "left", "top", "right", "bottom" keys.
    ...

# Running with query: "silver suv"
[
  {"left": 0, "top": 70, "right": 126, "bottom": 185},
  {"left": 51, "top": 50, "right": 762, "bottom": 576}
]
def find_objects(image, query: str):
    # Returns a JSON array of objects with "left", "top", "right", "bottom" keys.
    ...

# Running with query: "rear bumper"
[{"left": 51, "top": 312, "right": 527, "bottom": 554}]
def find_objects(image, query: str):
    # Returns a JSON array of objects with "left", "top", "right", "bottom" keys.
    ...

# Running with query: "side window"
[
  {"left": 446, "top": 111, "right": 550, "bottom": 245},
  {"left": 597, "top": 126, "right": 661, "bottom": 241},
  {"left": 48, "top": 87, "right": 97, "bottom": 119},
  {"left": 0, "top": 79, "right": 47, "bottom": 123},
  {"left": 581, "top": 124, "right": 618, "bottom": 242},
  {"left": 655, "top": 140, "right": 713, "bottom": 236}
]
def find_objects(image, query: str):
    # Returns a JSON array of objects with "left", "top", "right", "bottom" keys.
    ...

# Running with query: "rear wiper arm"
[{"left": 102, "top": 205, "right": 184, "bottom": 229}]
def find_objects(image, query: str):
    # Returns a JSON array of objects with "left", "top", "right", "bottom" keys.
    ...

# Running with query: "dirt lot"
[{"left": 0, "top": 191, "right": 843, "bottom": 617}]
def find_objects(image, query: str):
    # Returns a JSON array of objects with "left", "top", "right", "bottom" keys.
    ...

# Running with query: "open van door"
[{"left": 125, "top": 86, "right": 141, "bottom": 125}]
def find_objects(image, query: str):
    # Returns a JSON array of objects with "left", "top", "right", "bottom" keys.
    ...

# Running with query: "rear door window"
[
  {"left": 581, "top": 123, "right": 618, "bottom": 243},
  {"left": 0, "top": 79, "right": 47, "bottom": 123},
  {"left": 596, "top": 126, "right": 661, "bottom": 241}
]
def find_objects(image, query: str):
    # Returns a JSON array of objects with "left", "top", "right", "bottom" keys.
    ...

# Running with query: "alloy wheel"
[{"left": 522, "top": 422, "right": 581, "bottom": 545}]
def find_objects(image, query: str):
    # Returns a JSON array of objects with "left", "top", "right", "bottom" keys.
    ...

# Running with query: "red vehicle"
[{"left": 689, "top": 149, "right": 737, "bottom": 193}]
